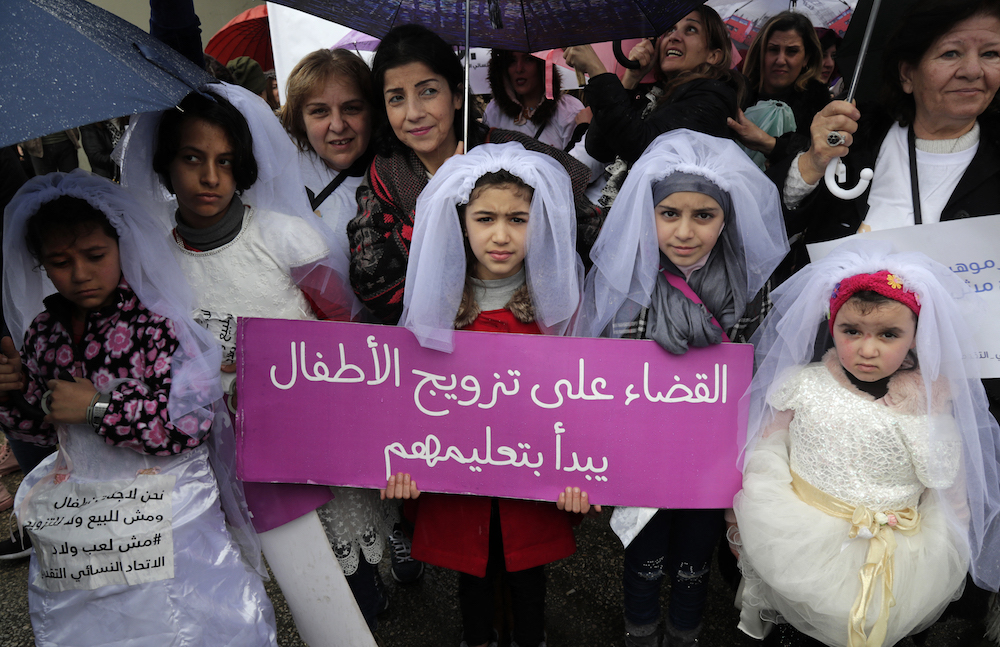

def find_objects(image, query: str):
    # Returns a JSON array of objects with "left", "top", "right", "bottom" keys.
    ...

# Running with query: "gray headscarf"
[{"left": 645, "top": 172, "right": 747, "bottom": 354}]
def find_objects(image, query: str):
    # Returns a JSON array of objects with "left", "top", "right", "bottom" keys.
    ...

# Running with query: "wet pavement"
[{"left": 0, "top": 468, "right": 986, "bottom": 646}]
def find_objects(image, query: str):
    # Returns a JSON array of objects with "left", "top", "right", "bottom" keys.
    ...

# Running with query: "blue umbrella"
[
  {"left": 1, "top": 0, "right": 213, "bottom": 148},
  {"left": 269, "top": 0, "right": 705, "bottom": 51}
]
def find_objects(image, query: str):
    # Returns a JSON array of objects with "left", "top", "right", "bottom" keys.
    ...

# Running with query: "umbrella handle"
[
  {"left": 613, "top": 41, "right": 641, "bottom": 70},
  {"left": 824, "top": 157, "right": 874, "bottom": 200}
]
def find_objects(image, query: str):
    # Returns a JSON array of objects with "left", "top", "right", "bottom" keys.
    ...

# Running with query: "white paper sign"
[
  {"left": 23, "top": 475, "right": 176, "bottom": 592},
  {"left": 807, "top": 214, "right": 1000, "bottom": 378}
]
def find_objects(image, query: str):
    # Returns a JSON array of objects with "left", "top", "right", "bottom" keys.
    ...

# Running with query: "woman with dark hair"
[
  {"left": 563, "top": 6, "right": 744, "bottom": 166},
  {"left": 348, "top": 23, "right": 601, "bottom": 325},
  {"left": 817, "top": 28, "right": 844, "bottom": 97},
  {"left": 281, "top": 48, "right": 376, "bottom": 258},
  {"left": 729, "top": 11, "right": 831, "bottom": 167},
  {"left": 482, "top": 49, "right": 585, "bottom": 150}
]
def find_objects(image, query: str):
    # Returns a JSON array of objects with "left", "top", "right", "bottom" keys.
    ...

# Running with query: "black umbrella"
[{"left": 835, "top": 0, "right": 902, "bottom": 106}]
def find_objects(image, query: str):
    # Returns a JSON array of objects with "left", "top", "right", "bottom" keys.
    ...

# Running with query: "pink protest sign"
[{"left": 236, "top": 319, "right": 752, "bottom": 509}]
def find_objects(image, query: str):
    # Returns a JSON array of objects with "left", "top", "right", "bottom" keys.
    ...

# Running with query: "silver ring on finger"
[
  {"left": 827, "top": 131, "right": 847, "bottom": 147},
  {"left": 41, "top": 389, "right": 53, "bottom": 415}
]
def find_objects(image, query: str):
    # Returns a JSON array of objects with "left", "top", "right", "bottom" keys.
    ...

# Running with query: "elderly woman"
[
  {"left": 729, "top": 11, "right": 831, "bottom": 167},
  {"left": 774, "top": 0, "right": 1000, "bottom": 244}
]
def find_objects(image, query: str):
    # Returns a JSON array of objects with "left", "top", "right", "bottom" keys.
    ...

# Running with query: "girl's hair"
[
  {"left": 881, "top": 0, "right": 1000, "bottom": 125},
  {"left": 656, "top": 6, "right": 746, "bottom": 107},
  {"left": 280, "top": 48, "right": 376, "bottom": 152},
  {"left": 152, "top": 90, "right": 258, "bottom": 194},
  {"left": 25, "top": 195, "right": 119, "bottom": 264},
  {"left": 371, "top": 24, "right": 473, "bottom": 155},
  {"left": 818, "top": 29, "right": 842, "bottom": 52},
  {"left": 743, "top": 11, "right": 824, "bottom": 93},
  {"left": 842, "top": 290, "right": 920, "bottom": 324}
]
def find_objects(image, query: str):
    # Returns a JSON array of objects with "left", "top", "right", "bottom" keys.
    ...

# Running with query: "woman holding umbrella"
[
  {"left": 347, "top": 24, "right": 601, "bottom": 325},
  {"left": 774, "top": 0, "right": 1000, "bottom": 248}
]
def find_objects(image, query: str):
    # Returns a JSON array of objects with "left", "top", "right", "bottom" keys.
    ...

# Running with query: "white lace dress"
[{"left": 734, "top": 353, "right": 968, "bottom": 646}]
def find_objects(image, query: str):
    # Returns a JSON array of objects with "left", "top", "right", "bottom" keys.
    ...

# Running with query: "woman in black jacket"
[{"left": 564, "top": 6, "right": 743, "bottom": 166}]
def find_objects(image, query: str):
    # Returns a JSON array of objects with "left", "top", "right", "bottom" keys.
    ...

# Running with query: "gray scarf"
[{"left": 174, "top": 196, "right": 244, "bottom": 251}]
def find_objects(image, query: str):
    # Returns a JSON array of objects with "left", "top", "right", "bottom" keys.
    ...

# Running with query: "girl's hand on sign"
[
  {"left": 557, "top": 486, "right": 601, "bottom": 517},
  {"left": 381, "top": 472, "right": 420, "bottom": 500}
]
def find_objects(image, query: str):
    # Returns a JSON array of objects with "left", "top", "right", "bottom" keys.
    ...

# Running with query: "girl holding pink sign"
[
  {"left": 575, "top": 128, "right": 788, "bottom": 647},
  {"left": 733, "top": 241, "right": 1000, "bottom": 647},
  {"left": 391, "top": 142, "right": 595, "bottom": 647}
]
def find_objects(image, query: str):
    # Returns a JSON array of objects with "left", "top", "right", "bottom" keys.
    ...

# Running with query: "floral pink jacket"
[{"left": 0, "top": 280, "right": 210, "bottom": 455}]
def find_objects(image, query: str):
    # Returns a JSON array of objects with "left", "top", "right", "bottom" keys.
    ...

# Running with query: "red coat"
[{"left": 407, "top": 309, "right": 577, "bottom": 577}]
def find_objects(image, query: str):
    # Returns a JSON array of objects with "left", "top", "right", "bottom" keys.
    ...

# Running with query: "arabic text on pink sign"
[{"left": 236, "top": 319, "right": 752, "bottom": 509}]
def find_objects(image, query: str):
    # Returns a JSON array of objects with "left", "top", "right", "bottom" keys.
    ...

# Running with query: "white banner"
[{"left": 24, "top": 475, "right": 176, "bottom": 592}]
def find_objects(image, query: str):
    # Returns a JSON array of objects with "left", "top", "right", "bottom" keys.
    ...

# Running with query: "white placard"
[
  {"left": 23, "top": 475, "right": 176, "bottom": 592},
  {"left": 807, "top": 215, "right": 1000, "bottom": 378}
]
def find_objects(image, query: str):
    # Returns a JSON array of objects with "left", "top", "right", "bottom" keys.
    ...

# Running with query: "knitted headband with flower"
[{"left": 828, "top": 270, "right": 921, "bottom": 333}]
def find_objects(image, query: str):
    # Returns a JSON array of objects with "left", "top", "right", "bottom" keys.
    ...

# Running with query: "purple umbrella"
[{"left": 332, "top": 29, "right": 382, "bottom": 52}]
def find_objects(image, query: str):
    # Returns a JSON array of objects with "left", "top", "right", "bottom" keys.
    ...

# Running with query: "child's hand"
[
  {"left": 0, "top": 337, "right": 25, "bottom": 394},
  {"left": 381, "top": 472, "right": 420, "bottom": 500},
  {"left": 44, "top": 378, "right": 99, "bottom": 425},
  {"left": 557, "top": 486, "right": 601, "bottom": 517}
]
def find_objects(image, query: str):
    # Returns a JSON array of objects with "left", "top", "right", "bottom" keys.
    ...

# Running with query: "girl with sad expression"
[
  {"left": 575, "top": 129, "right": 788, "bottom": 647},
  {"left": 0, "top": 171, "right": 276, "bottom": 646},
  {"left": 734, "top": 242, "right": 1000, "bottom": 647}
]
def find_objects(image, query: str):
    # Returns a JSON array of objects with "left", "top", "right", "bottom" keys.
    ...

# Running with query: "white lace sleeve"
[
  {"left": 897, "top": 412, "right": 962, "bottom": 489},
  {"left": 768, "top": 365, "right": 809, "bottom": 412},
  {"left": 783, "top": 151, "right": 820, "bottom": 210}
]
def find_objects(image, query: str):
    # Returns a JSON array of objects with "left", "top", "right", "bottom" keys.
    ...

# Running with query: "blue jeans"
[{"left": 622, "top": 508, "right": 724, "bottom": 631}]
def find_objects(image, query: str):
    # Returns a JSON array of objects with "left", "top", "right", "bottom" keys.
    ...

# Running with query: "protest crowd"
[{"left": 4, "top": 0, "right": 1000, "bottom": 646}]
